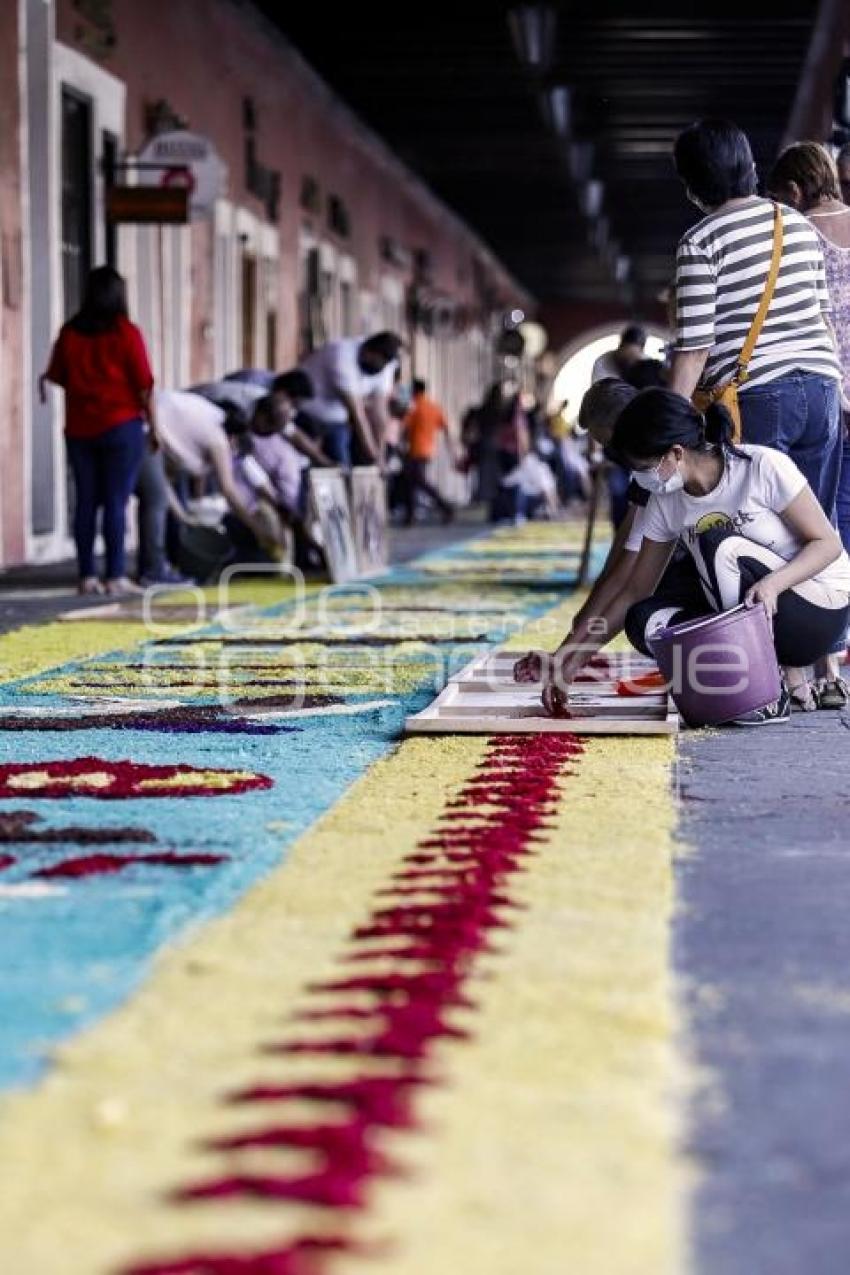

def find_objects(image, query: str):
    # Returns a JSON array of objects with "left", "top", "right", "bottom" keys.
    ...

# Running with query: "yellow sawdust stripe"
[
  {"left": 0, "top": 735, "right": 489, "bottom": 1271},
  {"left": 0, "top": 620, "right": 154, "bottom": 685},
  {"left": 0, "top": 699, "right": 686, "bottom": 1271},
  {"left": 0, "top": 581, "right": 307, "bottom": 686},
  {"left": 344, "top": 736, "right": 689, "bottom": 1275},
  {"left": 0, "top": 559, "right": 687, "bottom": 1273},
  {"left": 0, "top": 729, "right": 686, "bottom": 1275}
]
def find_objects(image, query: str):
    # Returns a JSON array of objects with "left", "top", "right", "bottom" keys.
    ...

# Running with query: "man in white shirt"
[
  {"left": 590, "top": 325, "right": 647, "bottom": 384},
  {"left": 298, "top": 331, "right": 402, "bottom": 467},
  {"left": 191, "top": 377, "right": 267, "bottom": 418},
  {"left": 136, "top": 390, "right": 265, "bottom": 585}
]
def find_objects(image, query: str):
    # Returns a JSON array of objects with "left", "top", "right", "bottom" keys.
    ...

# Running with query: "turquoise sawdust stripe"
[{"left": 0, "top": 543, "right": 592, "bottom": 1091}]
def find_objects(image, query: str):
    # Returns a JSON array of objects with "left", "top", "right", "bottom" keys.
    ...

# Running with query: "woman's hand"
[
  {"left": 540, "top": 650, "right": 578, "bottom": 717},
  {"left": 514, "top": 633, "right": 579, "bottom": 684},
  {"left": 745, "top": 575, "right": 781, "bottom": 617},
  {"left": 513, "top": 649, "right": 548, "bottom": 682}
]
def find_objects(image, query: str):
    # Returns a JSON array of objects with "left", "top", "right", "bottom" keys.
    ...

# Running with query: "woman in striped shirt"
[{"left": 668, "top": 119, "right": 842, "bottom": 522}]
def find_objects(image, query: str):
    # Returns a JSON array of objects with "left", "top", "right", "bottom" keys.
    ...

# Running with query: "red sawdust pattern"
[
  {"left": 125, "top": 732, "right": 583, "bottom": 1275},
  {"left": 35, "top": 852, "right": 227, "bottom": 879},
  {"left": 0, "top": 759, "right": 272, "bottom": 799},
  {"left": 125, "top": 1237, "right": 359, "bottom": 1275}
]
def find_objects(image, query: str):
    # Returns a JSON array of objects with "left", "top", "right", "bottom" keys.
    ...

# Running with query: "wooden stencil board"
[
  {"left": 308, "top": 469, "right": 359, "bottom": 584},
  {"left": 350, "top": 467, "right": 388, "bottom": 575},
  {"left": 405, "top": 648, "right": 679, "bottom": 736}
]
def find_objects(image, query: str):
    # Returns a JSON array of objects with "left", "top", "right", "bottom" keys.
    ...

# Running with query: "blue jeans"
[
  {"left": 66, "top": 417, "right": 146, "bottom": 579},
  {"left": 134, "top": 444, "right": 169, "bottom": 579},
  {"left": 321, "top": 422, "right": 351, "bottom": 468},
  {"left": 739, "top": 371, "right": 842, "bottom": 518},
  {"left": 835, "top": 427, "right": 850, "bottom": 555}
]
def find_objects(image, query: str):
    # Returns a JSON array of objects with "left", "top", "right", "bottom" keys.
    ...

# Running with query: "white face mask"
[{"left": 632, "top": 456, "right": 685, "bottom": 496}]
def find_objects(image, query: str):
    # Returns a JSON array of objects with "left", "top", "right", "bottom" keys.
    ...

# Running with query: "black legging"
[
  {"left": 625, "top": 553, "right": 709, "bottom": 657},
  {"left": 626, "top": 525, "right": 850, "bottom": 667}
]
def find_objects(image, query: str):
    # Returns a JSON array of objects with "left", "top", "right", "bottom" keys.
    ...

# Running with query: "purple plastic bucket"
[{"left": 649, "top": 603, "right": 781, "bottom": 727}]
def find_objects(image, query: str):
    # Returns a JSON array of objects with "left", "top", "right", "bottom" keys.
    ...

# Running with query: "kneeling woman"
[{"left": 515, "top": 389, "right": 850, "bottom": 724}]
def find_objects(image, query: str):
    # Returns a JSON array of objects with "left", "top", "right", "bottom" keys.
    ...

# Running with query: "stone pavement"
[{"left": 679, "top": 709, "right": 850, "bottom": 1274}]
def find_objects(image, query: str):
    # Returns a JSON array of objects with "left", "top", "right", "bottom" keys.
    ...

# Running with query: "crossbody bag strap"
[{"left": 733, "top": 201, "right": 783, "bottom": 385}]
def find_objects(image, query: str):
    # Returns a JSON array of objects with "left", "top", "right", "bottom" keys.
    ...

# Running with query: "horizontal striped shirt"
[{"left": 675, "top": 197, "right": 840, "bottom": 391}]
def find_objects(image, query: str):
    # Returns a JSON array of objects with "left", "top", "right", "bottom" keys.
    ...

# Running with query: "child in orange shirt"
[{"left": 401, "top": 380, "right": 457, "bottom": 524}]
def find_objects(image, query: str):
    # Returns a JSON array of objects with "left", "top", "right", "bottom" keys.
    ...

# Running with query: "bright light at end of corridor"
[{"left": 549, "top": 330, "right": 666, "bottom": 419}]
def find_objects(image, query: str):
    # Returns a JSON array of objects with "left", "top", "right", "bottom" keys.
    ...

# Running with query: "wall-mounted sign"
[
  {"left": 106, "top": 186, "right": 189, "bottom": 225},
  {"left": 137, "top": 130, "right": 226, "bottom": 217}
]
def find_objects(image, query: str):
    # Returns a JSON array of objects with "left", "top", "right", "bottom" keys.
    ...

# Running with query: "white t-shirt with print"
[
  {"left": 625, "top": 503, "right": 647, "bottom": 553},
  {"left": 641, "top": 444, "right": 850, "bottom": 593},
  {"left": 299, "top": 339, "right": 397, "bottom": 425}
]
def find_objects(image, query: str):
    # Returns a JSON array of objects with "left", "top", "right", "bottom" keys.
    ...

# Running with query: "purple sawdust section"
[
  {"left": 678, "top": 711, "right": 850, "bottom": 1275},
  {"left": 0, "top": 708, "right": 294, "bottom": 734},
  {"left": 0, "top": 811, "right": 156, "bottom": 844}
]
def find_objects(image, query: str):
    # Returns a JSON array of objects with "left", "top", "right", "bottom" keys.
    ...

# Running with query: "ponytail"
[
  {"left": 702, "top": 402, "right": 751, "bottom": 460},
  {"left": 611, "top": 387, "right": 752, "bottom": 465}
]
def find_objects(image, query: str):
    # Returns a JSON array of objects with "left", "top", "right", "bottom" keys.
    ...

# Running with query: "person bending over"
[
  {"left": 565, "top": 380, "right": 708, "bottom": 656},
  {"left": 515, "top": 389, "right": 850, "bottom": 726},
  {"left": 268, "top": 371, "right": 331, "bottom": 468},
  {"left": 226, "top": 389, "right": 327, "bottom": 564},
  {"left": 298, "top": 331, "right": 401, "bottom": 467},
  {"left": 154, "top": 390, "right": 270, "bottom": 541}
]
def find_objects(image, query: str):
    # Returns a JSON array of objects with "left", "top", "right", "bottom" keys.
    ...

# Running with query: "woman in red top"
[{"left": 41, "top": 266, "right": 154, "bottom": 595}]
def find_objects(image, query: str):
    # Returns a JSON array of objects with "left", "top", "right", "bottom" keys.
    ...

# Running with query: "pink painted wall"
[
  {"left": 56, "top": 0, "right": 526, "bottom": 379},
  {"left": 0, "top": 1, "right": 27, "bottom": 564}
]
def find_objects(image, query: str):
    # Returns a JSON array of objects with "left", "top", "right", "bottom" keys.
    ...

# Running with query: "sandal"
[
  {"left": 787, "top": 680, "right": 817, "bottom": 712},
  {"left": 814, "top": 677, "right": 850, "bottom": 710},
  {"left": 103, "top": 577, "right": 144, "bottom": 596}
]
